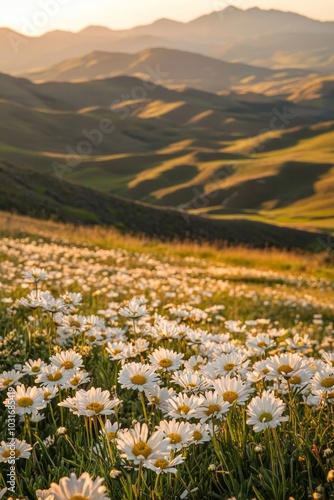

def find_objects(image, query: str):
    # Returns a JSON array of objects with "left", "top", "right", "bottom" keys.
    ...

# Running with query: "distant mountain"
[
  {"left": 1, "top": 7, "right": 334, "bottom": 75},
  {"left": 23, "top": 48, "right": 308, "bottom": 93}
]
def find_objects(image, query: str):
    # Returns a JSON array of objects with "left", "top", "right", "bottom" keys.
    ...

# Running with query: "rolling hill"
[
  {"left": 0, "top": 71, "right": 334, "bottom": 235},
  {"left": 0, "top": 160, "right": 327, "bottom": 250},
  {"left": 22, "top": 48, "right": 310, "bottom": 95}
]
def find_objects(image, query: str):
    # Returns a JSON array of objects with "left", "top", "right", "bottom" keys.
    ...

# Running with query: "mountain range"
[{"left": 2, "top": 7, "right": 334, "bottom": 76}]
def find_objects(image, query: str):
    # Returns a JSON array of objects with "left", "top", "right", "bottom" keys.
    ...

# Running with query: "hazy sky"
[{"left": 2, "top": 0, "right": 334, "bottom": 36}]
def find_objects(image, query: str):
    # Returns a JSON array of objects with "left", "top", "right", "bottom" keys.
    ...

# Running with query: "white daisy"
[
  {"left": 246, "top": 391, "right": 288, "bottom": 432},
  {"left": 144, "top": 454, "right": 184, "bottom": 474},
  {"left": 117, "top": 422, "right": 170, "bottom": 464},
  {"left": 36, "top": 366, "right": 71, "bottom": 387},
  {"left": 59, "top": 387, "right": 121, "bottom": 417},
  {"left": 49, "top": 350, "right": 84, "bottom": 372},
  {"left": 0, "top": 439, "right": 32, "bottom": 462},
  {"left": 165, "top": 393, "right": 204, "bottom": 420},
  {"left": 196, "top": 391, "right": 231, "bottom": 422},
  {"left": 158, "top": 419, "right": 194, "bottom": 450},
  {"left": 50, "top": 472, "right": 110, "bottom": 500},
  {"left": 4, "top": 384, "right": 46, "bottom": 415},
  {"left": 148, "top": 347, "right": 184, "bottom": 371},
  {"left": 118, "top": 362, "right": 159, "bottom": 392},
  {"left": 0, "top": 369, "right": 24, "bottom": 390},
  {"left": 213, "top": 376, "right": 253, "bottom": 406}
]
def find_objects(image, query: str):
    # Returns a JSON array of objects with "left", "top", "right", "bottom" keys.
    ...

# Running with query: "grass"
[{"left": 1, "top": 212, "right": 334, "bottom": 279}]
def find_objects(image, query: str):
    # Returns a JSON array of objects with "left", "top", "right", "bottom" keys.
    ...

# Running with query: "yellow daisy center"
[
  {"left": 224, "top": 363, "right": 235, "bottom": 372},
  {"left": 86, "top": 402, "right": 105, "bottom": 413},
  {"left": 178, "top": 404, "right": 190, "bottom": 414},
  {"left": 168, "top": 433, "right": 182, "bottom": 444},
  {"left": 258, "top": 342, "right": 267, "bottom": 348},
  {"left": 69, "top": 496, "right": 89, "bottom": 500},
  {"left": 131, "top": 374, "right": 147, "bottom": 385},
  {"left": 222, "top": 391, "right": 238, "bottom": 404},
  {"left": 62, "top": 361, "right": 74, "bottom": 369},
  {"left": 193, "top": 362, "right": 204, "bottom": 371},
  {"left": 44, "top": 392, "right": 52, "bottom": 400},
  {"left": 132, "top": 441, "right": 152, "bottom": 459},
  {"left": 17, "top": 397, "right": 33, "bottom": 407},
  {"left": 259, "top": 412, "right": 273, "bottom": 422},
  {"left": 262, "top": 368, "right": 269, "bottom": 375},
  {"left": 159, "top": 358, "right": 173, "bottom": 368},
  {"left": 154, "top": 458, "right": 169, "bottom": 469},
  {"left": 193, "top": 430, "right": 203, "bottom": 441},
  {"left": 47, "top": 371, "right": 63, "bottom": 382},
  {"left": 321, "top": 377, "right": 334, "bottom": 388},
  {"left": 278, "top": 364, "right": 293, "bottom": 375},
  {"left": 290, "top": 376, "right": 302, "bottom": 385},
  {"left": 70, "top": 376, "right": 81, "bottom": 386},
  {"left": 107, "top": 431, "right": 117, "bottom": 440},
  {"left": 205, "top": 404, "right": 221, "bottom": 416},
  {"left": 2, "top": 378, "right": 13, "bottom": 386},
  {"left": 112, "top": 349, "right": 122, "bottom": 355},
  {"left": 70, "top": 320, "right": 81, "bottom": 328},
  {"left": 2, "top": 449, "right": 20, "bottom": 458},
  {"left": 31, "top": 366, "right": 41, "bottom": 373}
]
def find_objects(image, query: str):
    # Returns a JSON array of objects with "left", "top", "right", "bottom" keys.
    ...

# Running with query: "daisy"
[
  {"left": 22, "top": 359, "right": 47, "bottom": 376},
  {"left": 22, "top": 268, "right": 48, "bottom": 283},
  {"left": 171, "top": 371, "right": 208, "bottom": 394},
  {"left": 212, "top": 352, "right": 249, "bottom": 378},
  {"left": 59, "top": 387, "right": 121, "bottom": 417},
  {"left": 106, "top": 341, "right": 130, "bottom": 361},
  {"left": 119, "top": 298, "right": 148, "bottom": 320},
  {"left": 102, "top": 420, "right": 122, "bottom": 441},
  {"left": 191, "top": 423, "right": 211, "bottom": 444},
  {"left": 0, "top": 369, "right": 24, "bottom": 390},
  {"left": 283, "top": 367, "right": 313, "bottom": 392},
  {"left": 50, "top": 472, "right": 110, "bottom": 500},
  {"left": 246, "top": 391, "right": 288, "bottom": 432},
  {"left": 265, "top": 353, "right": 305, "bottom": 380},
  {"left": 213, "top": 376, "right": 253, "bottom": 406},
  {"left": 36, "top": 489, "right": 55, "bottom": 500},
  {"left": 63, "top": 369, "right": 90, "bottom": 389},
  {"left": 117, "top": 422, "right": 170, "bottom": 464},
  {"left": 148, "top": 347, "right": 184, "bottom": 371},
  {"left": 196, "top": 391, "right": 231, "bottom": 422},
  {"left": 60, "top": 292, "right": 82, "bottom": 307},
  {"left": 118, "top": 362, "right": 159, "bottom": 392},
  {"left": 158, "top": 419, "right": 194, "bottom": 450},
  {"left": 183, "top": 355, "right": 208, "bottom": 373},
  {"left": 4, "top": 384, "right": 46, "bottom": 415},
  {"left": 165, "top": 393, "right": 204, "bottom": 420},
  {"left": 322, "top": 352, "right": 334, "bottom": 368},
  {"left": 144, "top": 454, "right": 184, "bottom": 474},
  {"left": 49, "top": 350, "right": 84, "bottom": 372},
  {"left": 42, "top": 386, "right": 59, "bottom": 401},
  {"left": 311, "top": 368, "right": 334, "bottom": 393},
  {"left": 144, "top": 386, "right": 175, "bottom": 412},
  {"left": 36, "top": 366, "right": 71, "bottom": 387},
  {"left": 247, "top": 334, "right": 276, "bottom": 354},
  {"left": 145, "top": 319, "right": 181, "bottom": 340},
  {"left": 0, "top": 439, "right": 32, "bottom": 462}
]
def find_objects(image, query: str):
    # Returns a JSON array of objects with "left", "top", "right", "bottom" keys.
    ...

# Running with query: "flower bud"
[{"left": 327, "top": 469, "right": 334, "bottom": 483}]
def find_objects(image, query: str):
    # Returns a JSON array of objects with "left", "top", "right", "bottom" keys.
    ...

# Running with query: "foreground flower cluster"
[{"left": 0, "top": 237, "right": 333, "bottom": 499}]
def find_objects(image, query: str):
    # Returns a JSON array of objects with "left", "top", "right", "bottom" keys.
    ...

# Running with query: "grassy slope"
[{"left": 1, "top": 211, "right": 334, "bottom": 279}]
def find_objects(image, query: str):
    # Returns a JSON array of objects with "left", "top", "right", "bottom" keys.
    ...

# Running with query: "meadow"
[{"left": 0, "top": 213, "right": 333, "bottom": 500}]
